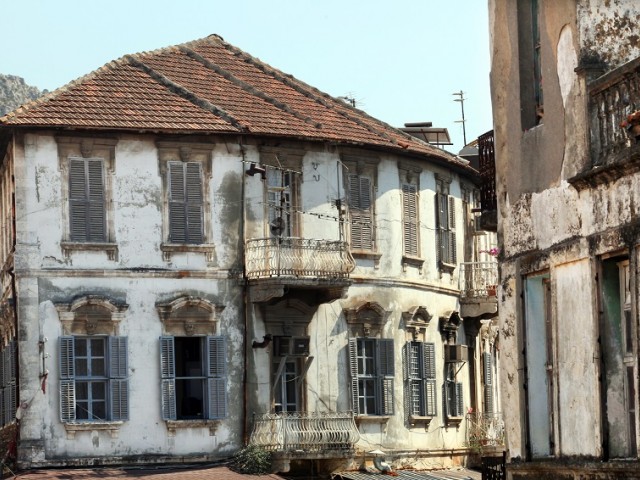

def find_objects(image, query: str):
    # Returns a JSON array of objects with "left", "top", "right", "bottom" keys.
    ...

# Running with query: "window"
[
  {"left": 157, "top": 142, "right": 214, "bottom": 262},
  {"left": 404, "top": 341, "right": 436, "bottom": 418},
  {"left": 444, "top": 363, "right": 464, "bottom": 418},
  {"left": 518, "top": 0, "right": 543, "bottom": 128},
  {"left": 266, "top": 166, "right": 298, "bottom": 238},
  {"left": 0, "top": 341, "right": 16, "bottom": 427},
  {"left": 56, "top": 136, "right": 118, "bottom": 259},
  {"left": 160, "top": 336, "right": 227, "bottom": 421},
  {"left": 59, "top": 336, "right": 128, "bottom": 422},
  {"left": 348, "top": 338, "right": 394, "bottom": 416},
  {"left": 273, "top": 357, "right": 301, "bottom": 413},
  {"left": 435, "top": 178, "right": 457, "bottom": 269},
  {"left": 168, "top": 161, "right": 204, "bottom": 244},
  {"left": 402, "top": 184, "right": 419, "bottom": 257}
]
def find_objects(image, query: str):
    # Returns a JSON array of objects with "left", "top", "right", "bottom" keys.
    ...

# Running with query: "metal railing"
[
  {"left": 466, "top": 412, "right": 505, "bottom": 448},
  {"left": 245, "top": 238, "right": 355, "bottom": 280},
  {"left": 589, "top": 56, "right": 640, "bottom": 166},
  {"left": 459, "top": 262, "right": 499, "bottom": 298},
  {"left": 249, "top": 411, "right": 360, "bottom": 454},
  {"left": 478, "top": 130, "right": 496, "bottom": 212}
]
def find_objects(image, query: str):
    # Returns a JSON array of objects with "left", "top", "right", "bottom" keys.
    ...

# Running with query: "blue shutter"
[
  {"left": 109, "top": 337, "right": 129, "bottom": 421},
  {"left": 160, "top": 336, "right": 176, "bottom": 420},
  {"left": 168, "top": 161, "right": 187, "bottom": 243},
  {"left": 206, "top": 336, "right": 227, "bottom": 419},
  {"left": 348, "top": 338, "right": 360, "bottom": 415}
]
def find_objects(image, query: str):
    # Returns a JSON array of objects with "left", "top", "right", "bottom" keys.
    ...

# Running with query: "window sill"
[
  {"left": 61, "top": 241, "right": 118, "bottom": 261},
  {"left": 355, "top": 415, "right": 391, "bottom": 425},
  {"left": 161, "top": 243, "right": 215, "bottom": 263},
  {"left": 63, "top": 421, "right": 123, "bottom": 439},
  {"left": 351, "top": 250, "right": 382, "bottom": 269},
  {"left": 402, "top": 255, "right": 424, "bottom": 273},
  {"left": 445, "top": 416, "right": 463, "bottom": 428},
  {"left": 408, "top": 415, "right": 434, "bottom": 427},
  {"left": 439, "top": 261, "right": 456, "bottom": 275},
  {"left": 165, "top": 419, "right": 220, "bottom": 436}
]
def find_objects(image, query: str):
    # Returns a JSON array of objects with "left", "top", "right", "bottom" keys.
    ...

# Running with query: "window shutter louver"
[
  {"left": 185, "top": 162, "right": 204, "bottom": 244},
  {"left": 424, "top": 343, "right": 436, "bottom": 380},
  {"left": 378, "top": 339, "right": 395, "bottom": 416},
  {"left": 59, "top": 336, "right": 76, "bottom": 421},
  {"left": 87, "top": 159, "right": 106, "bottom": 242},
  {"left": 348, "top": 338, "right": 360, "bottom": 415},
  {"left": 403, "top": 342, "right": 411, "bottom": 382},
  {"left": 168, "top": 162, "right": 187, "bottom": 243},
  {"left": 402, "top": 184, "right": 418, "bottom": 256},
  {"left": 69, "top": 159, "right": 89, "bottom": 242},
  {"left": 109, "top": 337, "right": 129, "bottom": 421},
  {"left": 160, "top": 336, "right": 176, "bottom": 420},
  {"left": 60, "top": 336, "right": 75, "bottom": 379},
  {"left": 206, "top": 336, "right": 227, "bottom": 419},
  {"left": 348, "top": 174, "right": 373, "bottom": 250},
  {"left": 483, "top": 352, "right": 494, "bottom": 414},
  {"left": 449, "top": 231, "right": 457, "bottom": 264},
  {"left": 484, "top": 385, "right": 494, "bottom": 414},
  {"left": 425, "top": 379, "right": 437, "bottom": 417},
  {"left": 381, "top": 377, "right": 394, "bottom": 415},
  {"left": 455, "top": 382, "right": 464, "bottom": 417}
]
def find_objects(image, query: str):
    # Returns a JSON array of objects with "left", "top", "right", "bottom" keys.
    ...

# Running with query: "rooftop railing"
[
  {"left": 245, "top": 238, "right": 355, "bottom": 281},
  {"left": 249, "top": 411, "right": 360, "bottom": 456}
]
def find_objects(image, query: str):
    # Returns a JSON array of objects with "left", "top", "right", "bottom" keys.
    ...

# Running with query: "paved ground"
[{"left": 6, "top": 465, "right": 285, "bottom": 479}]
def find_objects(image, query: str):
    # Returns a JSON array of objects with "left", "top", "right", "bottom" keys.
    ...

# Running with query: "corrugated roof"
[
  {"left": 0, "top": 34, "right": 471, "bottom": 171},
  {"left": 333, "top": 468, "right": 482, "bottom": 480}
]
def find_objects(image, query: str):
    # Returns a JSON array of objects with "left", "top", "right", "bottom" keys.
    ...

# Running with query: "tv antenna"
[{"left": 453, "top": 90, "right": 467, "bottom": 146}]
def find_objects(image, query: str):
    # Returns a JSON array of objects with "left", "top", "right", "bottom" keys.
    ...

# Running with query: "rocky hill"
[{"left": 0, "top": 74, "right": 45, "bottom": 116}]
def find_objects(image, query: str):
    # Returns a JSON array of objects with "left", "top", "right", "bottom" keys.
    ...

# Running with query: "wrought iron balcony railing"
[
  {"left": 249, "top": 411, "right": 360, "bottom": 456},
  {"left": 459, "top": 262, "right": 499, "bottom": 298},
  {"left": 589, "top": 56, "right": 640, "bottom": 167},
  {"left": 466, "top": 412, "right": 505, "bottom": 448},
  {"left": 245, "top": 238, "right": 355, "bottom": 281}
]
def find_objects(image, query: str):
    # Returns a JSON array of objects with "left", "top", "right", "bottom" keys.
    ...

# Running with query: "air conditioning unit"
[
  {"left": 273, "top": 336, "right": 310, "bottom": 356},
  {"left": 445, "top": 344, "right": 468, "bottom": 363}
]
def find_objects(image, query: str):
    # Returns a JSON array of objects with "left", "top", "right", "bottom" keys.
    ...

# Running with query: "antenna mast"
[{"left": 453, "top": 90, "right": 467, "bottom": 146}]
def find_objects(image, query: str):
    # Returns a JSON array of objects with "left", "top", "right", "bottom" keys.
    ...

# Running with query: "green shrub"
[{"left": 231, "top": 444, "right": 273, "bottom": 474}]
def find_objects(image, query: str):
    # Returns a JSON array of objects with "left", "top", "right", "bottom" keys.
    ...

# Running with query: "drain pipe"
[{"left": 239, "top": 138, "right": 250, "bottom": 445}]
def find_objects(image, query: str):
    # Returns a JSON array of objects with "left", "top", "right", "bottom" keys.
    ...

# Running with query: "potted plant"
[{"left": 620, "top": 110, "right": 640, "bottom": 140}]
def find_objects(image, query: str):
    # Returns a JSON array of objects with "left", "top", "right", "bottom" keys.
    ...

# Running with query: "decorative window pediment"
[
  {"left": 439, "top": 311, "right": 462, "bottom": 343},
  {"left": 55, "top": 295, "right": 128, "bottom": 336},
  {"left": 156, "top": 296, "right": 224, "bottom": 336},
  {"left": 402, "top": 306, "right": 432, "bottom": 340},
  {"left": 344, "top": 301, "right": 390, "bottom": 337}
]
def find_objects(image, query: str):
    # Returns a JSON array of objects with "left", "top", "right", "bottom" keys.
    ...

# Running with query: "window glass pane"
[
  {"left": 174, "top": 337, "right": 203, "bottom": 377},
  {"left": 91, "top": 358, "right": 105, "bottom": 377},
  {"left": 176, "top": 378, "right": 205, "bottom": 419},
  {"left": 91, "top": 338, "right": 105, "bottom": 356},
  {"left": 92, "top": 382, "right": 106, "bottom": 401},
  {"left": 92, "top": 400, "right": 106, "bottom": 420}
]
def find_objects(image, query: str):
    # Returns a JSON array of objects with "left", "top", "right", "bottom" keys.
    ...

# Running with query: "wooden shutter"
[
  {"left": 402, "top": 184, "right": 419, "bottom": 256},
  {"left": 69, "top": 158, "right": 106, "bottom": 242},
  {"left": 185, "top": 162, "right": 204, "bottom": 244},
  {"left": 378, "top": 339, "right": 395, "bottom": 415},
  {"left": 348, "top": 338, "right": 360, "bottom": 415},
  {"left": 59, "top": 336, "right": 76, "bottom": 421},
  {"left": 455, "top": 382, "right": 464, "bottom": 417},
  {"left": 160, "top": 336, "right": 176, "bottom": 420},
  {"left": 206, "top": 336, "right": 227, "bottom": 419},
  {"left": 448, "top": 196, "right": 457, "bottom": 264},
  {"left": 109, "top": 337, "right": 129, "bottom": 421},
  {"left": 483, "top": 352, "right": 494, "bottom": 414},
  {"left": 349, "top": 174, "right": 373, "bottom": 250},
  {"left": 168, "top": 161, "right": 187, "bottom": 243},
  {"left": 423, "top": 342, "right": 437, "bottom": 416}
]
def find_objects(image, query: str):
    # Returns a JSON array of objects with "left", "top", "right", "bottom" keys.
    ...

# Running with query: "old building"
[
  {"left": 489, "top": 1, "right": 640, "bottom": 478},
  {"left": 0, "top": 34, "right": 498, "bottom": 475}
]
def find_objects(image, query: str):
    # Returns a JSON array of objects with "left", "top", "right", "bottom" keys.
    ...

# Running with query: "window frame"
[
  {"left": 56, "top": 136, "right": 118, "bottom": 260},
  {"left": 157, "top": 141, "right": 215, "bottom": 263},
  {"left": 348, "top": 337, "right": 394, "bottom": 417}
]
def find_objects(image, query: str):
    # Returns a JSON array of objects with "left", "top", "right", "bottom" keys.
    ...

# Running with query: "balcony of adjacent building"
[
  {"left": 458, "top": 261, "right": 498, "bottom": 319},
  {"left": 476, "top": 130, "right": 497, "bottom": 232},
  {"left": 570, "top": 56, "right": 640, "bottom": 190},
  {"left": 466, "top": 412, "right": 505, "bottom": 453},
  {"left": 244, "top": 237, "right": 356, "bottom": 303},
  {"left": 248, "top": 411, "right": 360, "bottom": 464}
]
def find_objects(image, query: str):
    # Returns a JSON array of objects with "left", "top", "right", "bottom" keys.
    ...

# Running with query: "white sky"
[{"left": 2, "top": 0, "right": 493, "bottom": 154}]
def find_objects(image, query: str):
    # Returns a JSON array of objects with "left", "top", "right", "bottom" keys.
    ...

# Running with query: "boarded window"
[
  {"left": 348, "top": 338, "right": 394, "bottom": 415},
  {"left": 69, "top": 158, "right": 106, "bottom": 242},
  {"left": 168, "top": 161, "right": 204, "bottom": 244},
  {"left": 59, "top": 335, "right": 128, "bottom": 422},
  {"left": 160, "top": 336, "right": 227, "bottom": 420}
]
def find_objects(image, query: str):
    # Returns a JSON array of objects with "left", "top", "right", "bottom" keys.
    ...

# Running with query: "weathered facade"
[
  {"left": 489, "top": 0, "right": 640, "bottom": 478},
  {"left": 0, "top": 35, "right": 498, "bottom": 475}
]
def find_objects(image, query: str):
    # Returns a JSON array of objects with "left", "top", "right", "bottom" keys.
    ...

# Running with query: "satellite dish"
[{"left": 270, "top": 217, "right": 284, "bottom": 236}]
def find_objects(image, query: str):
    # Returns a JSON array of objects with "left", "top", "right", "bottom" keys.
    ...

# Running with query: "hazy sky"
[{"left": 2, "top": 0, "right": 492, "bottom": 154}]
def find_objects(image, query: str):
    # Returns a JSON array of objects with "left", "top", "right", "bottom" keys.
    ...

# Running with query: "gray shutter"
[
  {"left": 359, "top": 177, "right": 373, "bottom": 250},
  {"left": 160, "top": 336, "right": 176, "bottom": 420},
  {"left": 402, "top": 184, "right": 418, "bottom": 256},
  {"left": 348, "top": 175, "right": 362, "bottom": 249},
  {"left": 87, "top": 159, "right": 106, "bottom": 241},
  {"left": 206, "top": 336, "right": 227, "bottom": 419},
  {"left": 69, "top": 158, "right": 88, "bottom": 242},
  {"left": 109, "top": 337, "right": 129, "bottom": 421},
  {"left": 455, "top": 382, "right": 464, "bottom": 417},
  {"left": 4, "top": 384, "right": 15, "bottom": 424},
  {"left": 59, "top": 336, "right": 76, "bottom": 421},
  {"left": 435, "top": 193, "right": 443, "bottom": 264},
  {"left": 168, "top": 161, "right": 187, "bottom": 243},
  {"left": 483, "top": 352, "right": 494, "bottom": 414},
  {"left": 403, "top": 342, "right": 412, "bottom": 382},
  {"left": 423, "top": 343, "right": 436, "bottom": 380},
  {"left": 423, "top": 343, "right": 437, "bottom": 416},
  {"left": 185, "top": 162, "right": 204, "bottom": 244},
  {"left": 425, "top": 379, "right": 437, "bottom": 417},
  {"left": 378, "top": 339, "right": 395, "bottom": 415},
  {"left": 448, "top": 196, "right": 456, "bottom": 264},
  {"left": 348, "top": 338, "right": 360, "bottom": 415}
]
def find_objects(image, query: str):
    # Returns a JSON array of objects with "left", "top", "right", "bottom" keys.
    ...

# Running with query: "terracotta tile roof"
[
  {"left": 11, "top": 465, "right": 285, "bottom": 479},
  {"left": 0, "top": 34, "right": 469, "bottom": 169}
]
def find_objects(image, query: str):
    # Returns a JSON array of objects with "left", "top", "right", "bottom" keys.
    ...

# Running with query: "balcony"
[
  {"left": 248, "top": 411, "right": 360, "bottom": 459},
  {"left": 478, "top": 130, "right": 497, "bottom": 232},
  {"left": 458, "top": 262, "right": 498, "bottom": 319},
  {"left": 466, "top": 412, "right": 505, "bottom": 450},
  {"left": 245, "top": 238, "right": 355, "bottom": 302},
  {"left": 570, "top": 56, "right": 640, "bottom": 190}
]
